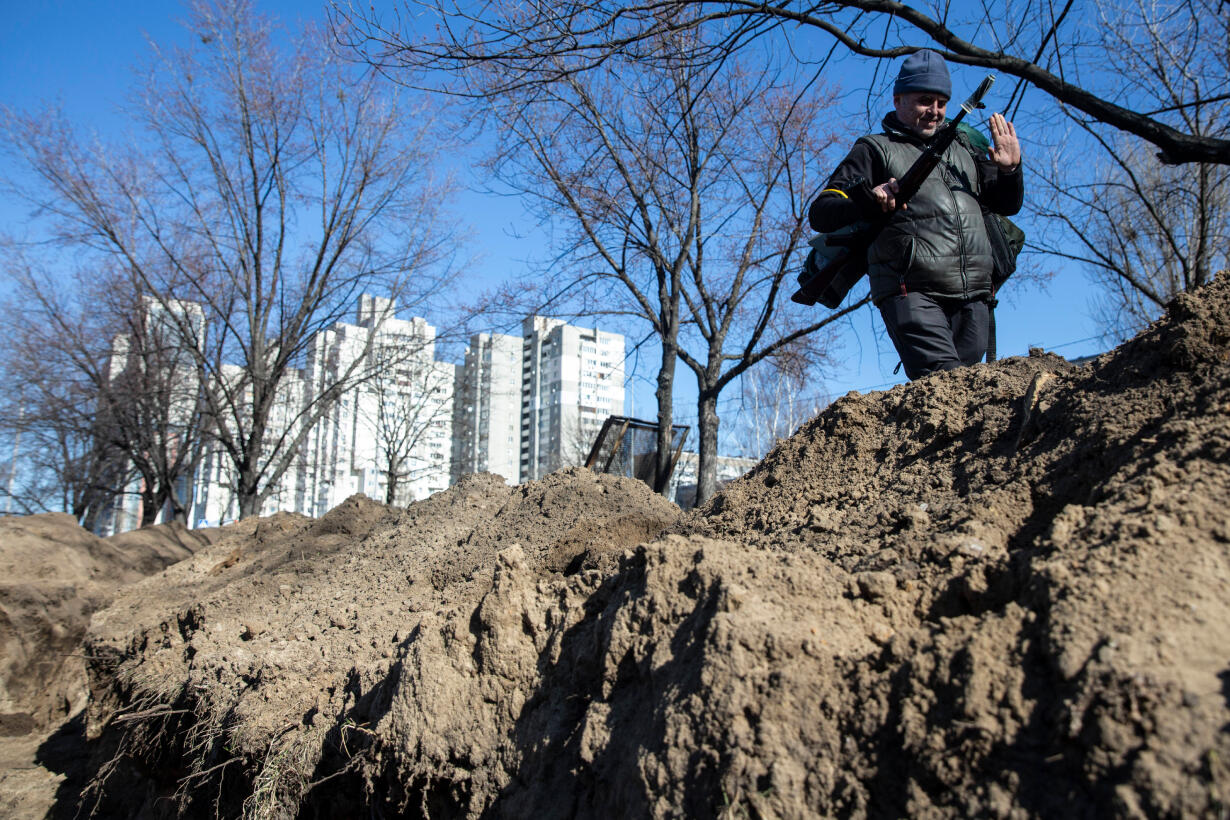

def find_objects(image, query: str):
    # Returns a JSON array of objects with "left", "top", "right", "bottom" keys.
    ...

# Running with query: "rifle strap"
[{"left": 985, "top": 296, "right": 999, "bottom": 363}]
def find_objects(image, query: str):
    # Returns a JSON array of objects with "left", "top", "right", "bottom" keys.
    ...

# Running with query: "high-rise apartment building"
[
  {"left": 192, "top": 362, "right": 311, "bottom": 525},
  {"left": 295, "top": 296, "right": 454, "bottom": 516},
  {"left": 98, "top": 297, "right": 207, "bottom": 535},
  {"left": 519, "top": 316, "right": 625, "bottom": 483},
  {"left": 191, "top": 296, "right": 454, "bottom": 524},
  {"left": 90, "top": 294, "right": 628, "bottom": 533},
  {"left": 451, "top": 333, "right": 523, "bottom": 485}
]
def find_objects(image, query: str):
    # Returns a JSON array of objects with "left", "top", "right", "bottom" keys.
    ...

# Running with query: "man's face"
[{"left": 893, "top": 92, "right": 949, "bottom": 138}]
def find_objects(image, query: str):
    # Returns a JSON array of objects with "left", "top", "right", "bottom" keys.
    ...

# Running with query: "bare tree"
[
  {"left": 728, "top": 347, "right": 831, "bottom": 460},
  {"left": 0, "top": 258, "right": 207, "bottom": 529},
  {"left": 103, "top": 291, "right": 210, "bottom": 526},
  {"left": 340, "top": 0, "right": 1230, "bottom": 341},
  {"left": 3, "top": 0, "right": 457, "bottom": 519},
  {"left": 1034, "top": 128, "right": 1229, "bottom": 339},
  {"left": 337, "top": 0, "right": 1230, "bottom": 165},
  {"left": 475, "top": 35, "right": 861, "bottom": 503},
  {"left": 359, "top": 345, "right": 456, "bottom": 505},
  {"left": 1028, "top": 0, "right": 1229, "bottom": 338},
  {"left": 0, "top": 364, "right": 129, "bottom": 527}
]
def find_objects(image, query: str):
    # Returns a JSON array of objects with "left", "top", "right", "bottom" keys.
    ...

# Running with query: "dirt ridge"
[{"left": 7, "top": 272, "right": 1230, "bottom": 818}]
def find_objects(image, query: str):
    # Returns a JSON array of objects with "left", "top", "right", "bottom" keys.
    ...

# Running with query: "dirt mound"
[
  {"left": 68, "top": 470, "right": 682, "bottom": 817},
  {"left": 37, "top": 273, "right": 1230, "bottom": 817},
  {"left": 0, "top": 513, "right": 113, "bottom": 734},
  {"left": 0, "top": 515, "right": 220, "bottom": 733},
  {"left": 0, "top": 515, "right": 221, "bottom": 819},
  {"left": 681, "top": 280, "right": 1230, "bottom": 815},
  {"left": 104, "top": 521, "right": 222, "bottom": 577}
]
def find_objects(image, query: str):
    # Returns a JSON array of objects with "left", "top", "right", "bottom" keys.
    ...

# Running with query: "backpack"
[{"left": 955, "top": 123, "right": 1026, "bottom": 289}]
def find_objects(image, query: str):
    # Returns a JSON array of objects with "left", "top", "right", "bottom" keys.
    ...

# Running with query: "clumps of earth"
[
  {"left": 0, "top": 516, "right": 219, "bottom": 817},
  {"left": 3, "top": 273, "right": 1229, "bottom": 819}
]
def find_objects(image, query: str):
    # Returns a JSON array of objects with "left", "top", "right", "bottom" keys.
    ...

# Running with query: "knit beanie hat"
[{"left": 893, "top": 49, "right": 952, "bottom": 98}]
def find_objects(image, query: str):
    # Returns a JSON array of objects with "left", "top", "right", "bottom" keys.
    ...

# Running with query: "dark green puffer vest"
[{"left": 861, "top": 118, "right": 994, "bottom": 305}]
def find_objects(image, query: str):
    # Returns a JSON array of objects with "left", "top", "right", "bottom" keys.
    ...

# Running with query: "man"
[{"left": 809, "top": 49, "right": 1023, "bottom": 379}]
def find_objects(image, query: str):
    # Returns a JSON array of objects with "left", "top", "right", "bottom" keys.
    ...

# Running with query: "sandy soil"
[
  {"left": 0, "top": 517, "right": 218, "bottom": 818},
  {"left": 2, "top": 271, "right": 1229, "bottom": 818}
]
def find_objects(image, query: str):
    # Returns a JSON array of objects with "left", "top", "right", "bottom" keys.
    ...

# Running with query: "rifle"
[{"left": 791, "top": 74, "right": 997, "bottom": 308}]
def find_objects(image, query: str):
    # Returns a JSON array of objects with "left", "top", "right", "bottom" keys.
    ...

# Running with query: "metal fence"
[{"left": 584, "top": 415, "right": 689, "bottom": 494}]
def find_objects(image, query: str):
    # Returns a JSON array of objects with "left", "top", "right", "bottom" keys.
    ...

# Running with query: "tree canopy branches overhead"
[
  {"left": 0, "top": 248, "right": 217, "bottom": 526},
  {"left": 1028, "top": 0, "right": 1230, "bottom": 338},
  {"left": 337, "top": 0, "right": 1230, "bottom": 165},
  {"left": 0, "top": 264, "right": 134, "bottom": 523}
]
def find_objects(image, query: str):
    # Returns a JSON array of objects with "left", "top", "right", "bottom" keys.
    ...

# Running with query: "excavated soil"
[
  {"left": 0, "top": 515, "right": 218, "bottom": 731},
  {"left": 0, "top": 516, "right": 218, "bottom": 818},
  {"left": 4, "top": 272, "right": 1230, "bottom": 818}
]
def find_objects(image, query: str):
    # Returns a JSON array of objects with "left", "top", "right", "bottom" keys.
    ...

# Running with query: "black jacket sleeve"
[
  {"left": 807, "top": 140, "right": 885, "bottom": 233},
  {"left": 977, "top": 159, "right": 1024, "bottom": 217}
]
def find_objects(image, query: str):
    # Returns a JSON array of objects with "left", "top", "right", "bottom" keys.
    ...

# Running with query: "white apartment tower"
[
  {"left": 192, "top": 363, "right": 311, "bottom": 525},
  {"left": 519, "top": 316, "right": 625, "bottom": 483},
  {"left": 92, "top": 294, "right": 628, "bottom": 532},
  {"left": 451, "top": 333, "right": 523, "bottom": 484},
  {"left": 99, "top": 297, "right": 207, "bottom": 535},
  {"left": 191, "top": 296, "right": 454, "bottom": 525},
  {"left": 296, "top": 296, "right": 454, "bottom": 516}
]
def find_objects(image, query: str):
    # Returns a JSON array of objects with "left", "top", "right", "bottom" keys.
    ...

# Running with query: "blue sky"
[{"left": 1, "top": 0, "right": 1109, "bottom": 450}]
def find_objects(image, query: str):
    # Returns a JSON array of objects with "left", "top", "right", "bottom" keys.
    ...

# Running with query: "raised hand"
[{"left": 988, "top": 112, "right": 1021, "bottom": 171}]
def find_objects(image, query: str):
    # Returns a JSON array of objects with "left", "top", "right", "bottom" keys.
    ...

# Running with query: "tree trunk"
[
  {"left": 166, "top": 493, "right": 187, "bottom": 525},
  {"left": 385, "top": 470, "right": 399, "bottom": 505},
  {"left": 140, "top": 484, "right": 160, "bottom": 529},
  {"left": 237, "top": 461, "right": 261, "bottom": 519},
  {"left": 694, "top": 388, "right": 720, "bottom": 505},
  {"left": 172, "top": 473, "right": 194, "bottom": 525},
  {"left": 654, "top": 341, "right": 678, "bottom": 495},
  {"left": 238, "top": 493, "right": 260, "bottom": 519},
  {"left": 79, "top": 502, "right": 102, "bottom": 533}
]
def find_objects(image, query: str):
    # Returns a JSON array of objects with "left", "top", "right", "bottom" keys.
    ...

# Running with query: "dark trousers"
[{"left": 879, "top": 291, "right": 990, "bottom": 380}]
